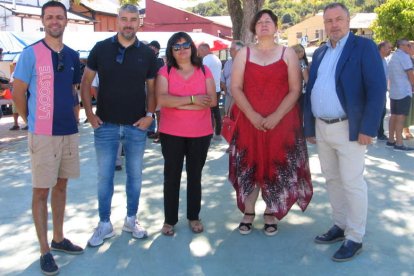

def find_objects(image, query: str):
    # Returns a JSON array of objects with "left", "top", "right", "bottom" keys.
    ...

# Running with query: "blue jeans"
[
  {"left": 148, "top": 118, "right": 156, "bottom": 133},
  {"left": 94, "top": 123, "right": 147, "bottom": 222}
]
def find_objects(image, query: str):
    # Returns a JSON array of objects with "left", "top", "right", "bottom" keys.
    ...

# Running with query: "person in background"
[
  {"left": 0, "top": 85, "right": 9, "bottom": 120},
  {"left": 304, "top": 3, "right": 386, "bottom": 261},
  {"left": 73, "top": 87, "right": 80, "bottom": 124},
  {"left": 198, "top": 43, "right": 223, "bottom": 141},
  {"left": 156, "top": 32, "right": 216, "bottom": 236},
  {"left": 3, "top": 62, "right": 27, "bottom": 130},
  {"left": 12, "top": 1, "right": 84, "bottom": 274},
  {"left": 81, "top": 4, "right": 157, "bottom": 247},
  {"left": 377, "top": 40, "right": 393, "bottom": 141},
  {"left": 0, "top": 47, "right": 4, "bottom": 119},
  {"left": 402, "top": 40, "right": 414, "bottom": 139},
  {"left": 149, "top": 40, "right": 165, "bottom": 70},
  {"left": 292, "top": 44, "right": 309, "bottom": 112},
  {"left": 230, "top": 9, "right": 312, "bottom": 237},
  {"left": 8, "top": 62, "right": 28, "bottom": 131},
  {"left": 387, "top": 39, "right": 414, "bottom": 151},
  {"left": 148, "top": 40, "right": 165, "bottom": 143},
  {"left": 221, "top": 40, "right": 244, "bottom": 115},
  {"left": 292, "top": 44, "right": 309, "bottom": 87}
]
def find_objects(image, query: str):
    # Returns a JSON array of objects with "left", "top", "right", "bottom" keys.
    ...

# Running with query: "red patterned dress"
[{"left": 229, "top": 47, "right": 313, "bottom": 220}]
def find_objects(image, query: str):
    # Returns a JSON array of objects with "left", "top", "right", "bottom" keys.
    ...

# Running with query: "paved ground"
[
  {"left": 0, "top": 114, "right": 27, "bottom": 151},
  {"left": 0, "top": 111, "right": 413, "bottom": 276}
]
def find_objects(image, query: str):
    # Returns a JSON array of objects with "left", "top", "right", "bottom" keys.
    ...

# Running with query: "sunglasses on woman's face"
[{"left": 172, "top": 42, "right": 191, "bottom": 51}]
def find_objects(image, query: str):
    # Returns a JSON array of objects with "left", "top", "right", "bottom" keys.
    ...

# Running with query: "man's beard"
[
  {"left": 46, "top": 28, "right": 64, "bottom": 39},
  {"left": 120, "top": 28, "right": 136, "bottom": 41}
]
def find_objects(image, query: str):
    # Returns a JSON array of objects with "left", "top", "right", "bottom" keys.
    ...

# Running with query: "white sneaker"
[
  {"left": 122, "top": 216, "right": 148, "bottom": 239},
  {"left": 88, "top": 221, "right": 115, "bottom": 247}
]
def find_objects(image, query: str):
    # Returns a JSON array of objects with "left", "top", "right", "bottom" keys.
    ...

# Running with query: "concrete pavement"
[{"left": 0, "top": 112, "right": 413, "bottom": 276}]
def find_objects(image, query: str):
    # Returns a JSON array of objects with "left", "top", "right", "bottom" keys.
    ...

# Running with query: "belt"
[{"left": 319, "top": 117, "right": 348, "bottom": 124}]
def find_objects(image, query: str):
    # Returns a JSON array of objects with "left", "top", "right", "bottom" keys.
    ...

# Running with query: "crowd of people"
[{"left": 6, "top": 0, "right": 413, "bottom": 275}]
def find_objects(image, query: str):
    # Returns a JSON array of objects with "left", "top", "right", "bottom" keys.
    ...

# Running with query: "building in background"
[
  {"left": 349, "top": 13, "right": 377, "bottom": 40},
  {"left": 286, "top": 12, "right": 377, "bottom": 47},
  {"left": 141, "top": 0, "right": 232, "bottom": 39},
  {"left": 70, "top": 0, "right": 119, "bottom": 32},
  {"left": 286, "top": 13, "right": 325, "bottom": 47},
  {"left": 0, "top": 0, "right": 93, "bottom": 32}
]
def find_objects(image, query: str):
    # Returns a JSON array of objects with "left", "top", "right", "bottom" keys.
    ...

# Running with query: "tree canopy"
[
  {"left": 372, "top": 0, "right": 414, "bottom": 43},
  {"left": 119, "top": 0, "right": 141, "bottom": 6}
]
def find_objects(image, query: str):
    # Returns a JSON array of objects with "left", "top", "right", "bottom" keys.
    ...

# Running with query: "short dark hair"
[
  {"left": 323, "top": 2, "right": 350, "bottom": 17},
  {"left": 249, "top": 9, "right": 278, "bottom": 35},
  {"left": 149, "top": 40, "right": 161, "bottom": 50},
  {"left": 166, "top": 32, "right": 202, "bottom": 69},
  {"left": 41, "top": 1, "right": 67, "bottom": 18},
  {"left": 378, "top": 40, "right": 390, "bottom": 50}
]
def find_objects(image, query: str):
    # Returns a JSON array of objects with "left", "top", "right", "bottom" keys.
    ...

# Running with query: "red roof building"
[{"left": 141, "top": 0, "right": 232, "bottom": 39}]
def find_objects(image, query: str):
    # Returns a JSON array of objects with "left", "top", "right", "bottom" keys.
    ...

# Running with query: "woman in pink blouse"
[{"left": 156, "top": 32, "right": 217, "bottom": 236}]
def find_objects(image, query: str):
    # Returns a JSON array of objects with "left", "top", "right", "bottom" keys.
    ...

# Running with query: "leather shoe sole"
[{"left": 314, "top": 236, "right": 345, "bottom": 244}]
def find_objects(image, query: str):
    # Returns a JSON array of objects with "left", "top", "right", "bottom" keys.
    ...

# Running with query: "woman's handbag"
[{"left": 221, "top": 102, "right": 240, "bottom": 143}]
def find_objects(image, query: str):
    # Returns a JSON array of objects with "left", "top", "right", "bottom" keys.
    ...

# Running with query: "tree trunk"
[
  {"left": 227, "top": 0, "right": 265, "bottom": 43},
  {"left": 241, "top": 0, "right": 265, "bottom": 43},
  {"left": 227, "top": 0, "right": 243, "bottom": 40}
]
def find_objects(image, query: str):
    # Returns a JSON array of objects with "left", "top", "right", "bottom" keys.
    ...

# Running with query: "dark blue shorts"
[{"left": 390, "top": 96, "right": 412, "bottom": 116}]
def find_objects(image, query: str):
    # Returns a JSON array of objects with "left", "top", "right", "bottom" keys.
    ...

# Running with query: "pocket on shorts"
[
  {"left": 28, "top": 133, "right": 44, "bottom": 154},
  {"left": 68, "top": 134, "right": 80, "bottom": 159}
]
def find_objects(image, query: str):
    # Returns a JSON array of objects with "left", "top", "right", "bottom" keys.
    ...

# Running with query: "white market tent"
[{"left": 0, "top": 31, "right": 231, "bottom": 60}]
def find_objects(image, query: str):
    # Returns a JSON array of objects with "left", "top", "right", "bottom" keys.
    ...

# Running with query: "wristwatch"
[{"left": 146, "top": 112, "right": 154, "bottom": 118}]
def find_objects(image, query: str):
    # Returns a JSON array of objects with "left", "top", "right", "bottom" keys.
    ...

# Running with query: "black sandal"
[
  {"left": 263, "top": 213, "right": 278, "bottom": 236},
  {"left": 238, "top": 213, "right": 255, "bottom": 235}
]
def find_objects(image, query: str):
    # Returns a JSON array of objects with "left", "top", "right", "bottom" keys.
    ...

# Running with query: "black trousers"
[
  {"left": 160, "top": 133, "right": 211, "bottom": 225},
  {"left": 377, "top": 106, "right": 386, "bottom": 137},
  {"left": 211, "top": 92, "right": 222, "bottom": 135}
]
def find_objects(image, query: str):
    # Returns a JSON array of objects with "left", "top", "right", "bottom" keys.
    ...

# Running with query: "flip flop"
[
  {"left": 188, "top": 220, "right": 204, "bottom": 234},
  {"left": 161, "top": 224, "right": 174, "bottom": 236}
]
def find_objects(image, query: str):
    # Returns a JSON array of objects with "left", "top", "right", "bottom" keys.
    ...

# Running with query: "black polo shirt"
[{"left": 87, "top": 35, "right": 157, "bottom": 125}]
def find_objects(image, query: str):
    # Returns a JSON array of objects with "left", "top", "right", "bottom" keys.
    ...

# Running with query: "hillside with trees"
[{"left": 189, "top": 0, "right": 386, "bottom": 27}]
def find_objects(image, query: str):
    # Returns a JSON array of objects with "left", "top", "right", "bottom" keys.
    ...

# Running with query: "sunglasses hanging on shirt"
[
  {"left": 57, "top": 51, "right": 64, "bottom": 72},
  {"left": 116, "top": 46, "right": 126, "bottom": 64}
]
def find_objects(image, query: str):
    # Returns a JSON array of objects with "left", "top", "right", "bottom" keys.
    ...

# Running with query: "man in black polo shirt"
[{"left": 80, "top": 4, "right": 157, "bottom": 247}]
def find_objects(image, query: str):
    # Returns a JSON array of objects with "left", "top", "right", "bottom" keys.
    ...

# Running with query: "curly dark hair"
[{"left": 166, "top": 32, "right": 202, "bottom": 69}]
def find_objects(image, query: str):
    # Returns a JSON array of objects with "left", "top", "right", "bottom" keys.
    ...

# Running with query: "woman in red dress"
[{"left": 230, "top": 9, "right": 313, "bottom": 236}]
